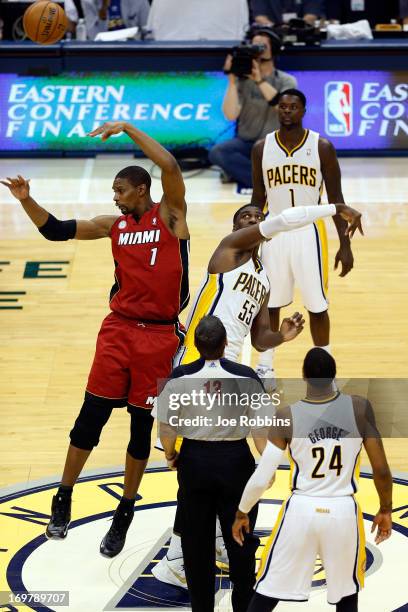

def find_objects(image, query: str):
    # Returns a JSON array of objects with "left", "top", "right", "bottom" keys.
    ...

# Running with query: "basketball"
[{"left": 23, "top": 1, "right": 68, "bottom": 45}]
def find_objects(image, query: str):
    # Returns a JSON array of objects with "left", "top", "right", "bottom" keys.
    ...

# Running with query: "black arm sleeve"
[{"left": 38, "top": 214, "right": 77, "bottom": 241}]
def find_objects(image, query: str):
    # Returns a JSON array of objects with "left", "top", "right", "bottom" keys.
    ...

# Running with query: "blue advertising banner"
[
  {"left": 291, "top": 70, "right": 408, "bottom": 150},
  {"left": 0, "top": 70, "right": 406, "bottom": 152}
]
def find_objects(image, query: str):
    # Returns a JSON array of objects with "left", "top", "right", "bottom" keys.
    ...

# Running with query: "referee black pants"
[{"left": 177, "top": 439, "right": 259, "bottom": 612}]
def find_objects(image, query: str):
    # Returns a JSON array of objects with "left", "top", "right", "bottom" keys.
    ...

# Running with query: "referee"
[{"left": 158, "top": 315, "right": 273, "bottom": 612}]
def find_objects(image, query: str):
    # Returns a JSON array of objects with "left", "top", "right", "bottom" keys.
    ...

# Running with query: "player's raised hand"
[
  {"left": 280, "top": 312, "right": 305, "bottom": 342},
  {"left": 1, "top": 175, "right": 30, "bottom": 201},
  {"left": 232, "top": 510, "right": 250, "bottom": 546},
  {"left": 88, "top": 121, "right": 125, "bottom": 141},
  {"left": 336, "top": 203, "right": 364, "bottom": 238},
  {"left": 371, "top": 510, "right": 392, "bottom": 544}
]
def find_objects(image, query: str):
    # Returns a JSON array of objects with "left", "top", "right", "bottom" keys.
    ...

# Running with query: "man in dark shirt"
[{"left": 209, "top": 29, "right": 296, "bottom": 189}]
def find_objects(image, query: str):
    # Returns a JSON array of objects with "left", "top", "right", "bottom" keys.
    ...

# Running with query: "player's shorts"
[
  {"left": 260, "top": 220, "right": 328, "bottom": 313},
  {"left": 87, "top": 312, "right": 185, "bottom": 409},
  {"left": 256, "top": 493, "right": 366, "bottom": 604}
]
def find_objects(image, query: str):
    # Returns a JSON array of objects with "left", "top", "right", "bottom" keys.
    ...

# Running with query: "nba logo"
[{"left": 325, "top": 82, "right": 352, "bottom": 136}]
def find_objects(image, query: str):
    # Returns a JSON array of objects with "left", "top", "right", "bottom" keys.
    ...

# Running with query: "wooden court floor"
[{"left": 0, "top": 156, "right": 407, "bottom": 490}]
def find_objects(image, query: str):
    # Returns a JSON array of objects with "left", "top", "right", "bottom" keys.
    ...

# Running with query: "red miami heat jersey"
[{"left": 109, "top": 203, "right": 189, "bottom": 321}]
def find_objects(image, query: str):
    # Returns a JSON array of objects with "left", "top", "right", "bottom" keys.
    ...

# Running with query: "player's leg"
[
  {"left": 294, "top": 223, "right": 330, "bottom": 352},
  {"left": 247, "top": 592, "right": 280, "bottom": 612},
  {"left": 255, "top": 495, "right": 317, "bottom": 603},
  {"left": 336, "top": 593, "right": 358, "bottom": 611},
  {"left": 100, "top": 323, "right": 181, "bottom": 557},
  {"left": 100, "top": 405, "right": 154, "bottom": 557},
  {"left": 46, "top": 314, "right": 130, "bottom": 540},
  {"left": 46, "top": 393, "right": 116, "bottom": 539},
  {"left": 257, "top": 234, "right": 293, "bottom": 384},
  {"left": 152, "top": 501, "right": 188, "bottom": 588},
  {"left": 256, "top": 306, "right": 280, "bottom": 381},
  {"left": 309, "top": 309, "right": 330, "bottom": 349},
  {"left": 319, "top": 497, "right": 365, "bottom": 608}
]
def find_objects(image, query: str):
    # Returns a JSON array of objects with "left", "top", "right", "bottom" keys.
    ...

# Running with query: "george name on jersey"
[
  {"left": 266, "top": 164, "right": 317, "bottom": 188},
  {"left": 308, "top": 426, "right": 344, "bottom": 444},
  {"left": 118, "top": 229, "right": 161, "bottom": 246},
  {"left": 233, "top": 272, "right": 267, "bottom": 306}
]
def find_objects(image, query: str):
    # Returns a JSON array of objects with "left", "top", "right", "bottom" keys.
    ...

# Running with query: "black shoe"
[
  {"left": 220, "top": 171, "right": 235, "bottom": 184},
  {"left": 100, "top": 505, "right": 134, "bottom": 558},
  {"left": 46, "top": 494, "right": 71, "bottom": 539}
]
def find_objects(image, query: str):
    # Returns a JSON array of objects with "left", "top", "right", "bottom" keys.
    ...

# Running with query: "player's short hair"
[
  {"left": 278, "top": 88, "right": 307, "bottom": 108},
  {"left": 233, "top": 204, "right": 264, "bottom": 226},
  {"left": 194, "top": 315, "right": 227, "bottom": 359},
  {"left": 303, "top": 348, "right": 336, "bottom": 386},
  {"left": 115, "top": 166, "right": 152, "bottom": 190}
]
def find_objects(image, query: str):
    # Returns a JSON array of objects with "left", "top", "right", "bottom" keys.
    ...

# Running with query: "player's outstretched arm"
[
  {"left": 251, "top": 297, "right": 305, "bottom": 351},
  {"left": 219, "top": 203, "right": 363, "bottom": 253},
  {"left": 251, "top": 139, "right": 266, "bottom": 208},
  {"left": 2, "top": 175, "right": 116, "bottom": 240}
]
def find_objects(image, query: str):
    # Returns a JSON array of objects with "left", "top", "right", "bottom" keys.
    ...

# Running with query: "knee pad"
[
  {"left": 69, "top": 393, "right": 114, "bottom": 450},
  {"left": 127, "top": 406, "right": 154, "bottom": 460}
]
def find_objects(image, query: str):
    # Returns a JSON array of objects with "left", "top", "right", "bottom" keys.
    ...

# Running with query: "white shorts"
[
  {"left": 256, "top": 494, "right": 366, "bottom": 604},
  {"left": 260, "top": 221, "right": 329, "bottom": 312}
]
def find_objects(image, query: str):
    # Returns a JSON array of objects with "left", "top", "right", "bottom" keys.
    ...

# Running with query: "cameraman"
[{"left": 209, "top": 29, "right": 297, "bottom": 189}]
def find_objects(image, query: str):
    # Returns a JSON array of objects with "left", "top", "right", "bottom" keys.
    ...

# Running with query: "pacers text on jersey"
[{"left": 265, "top": 164, "right": 317, "bottom": 188}]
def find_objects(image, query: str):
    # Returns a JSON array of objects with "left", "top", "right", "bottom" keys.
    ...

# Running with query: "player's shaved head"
[
  {"left": 115, "top": 166, "right": 152, "bottom": 190},
  {"left": 303, "top": 348, "right": 336, "bottom": 387},
  {"left": 195, "top": 315, "right": 227, "bottom": 360},
  {"left": 233, "top": 204, "right": 264, "bottom": 226}
]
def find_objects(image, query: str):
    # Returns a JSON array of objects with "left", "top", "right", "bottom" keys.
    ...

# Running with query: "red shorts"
[{"left": 87, "top": 312, "right": 184, "bottom": 408}]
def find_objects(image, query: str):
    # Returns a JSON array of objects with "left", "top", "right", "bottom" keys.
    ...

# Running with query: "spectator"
[
  {"left": 209, "top": 29, "right": 296, "bottom": 188},
  {"left": 146, "top": 0, "right": 249, "bottom": 41},
  {"left": 326, "top": 0, "right": 400, "bottom": 27},
  {"left": 251, "top": 0, "right": 322, "bottom": 26},
  {"left": 64, "top": 0, "right": 150, "bottom": 40},
  {"left": 402, "top": 0, "right": 408, "bottom": 25}
]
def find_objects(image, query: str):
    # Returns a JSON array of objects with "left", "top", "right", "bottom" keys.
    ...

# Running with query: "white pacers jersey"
[
  {"left": 288, "top": 392, "right": 363, "bottom": 497},
  {"left": 262, "top": 129, "right": 323, "bottom": 214},
  {"left": 176, "top": 257, "right": 270, "bottom": 365}
]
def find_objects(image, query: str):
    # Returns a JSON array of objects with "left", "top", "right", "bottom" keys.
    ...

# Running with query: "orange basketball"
[{"left": 23, "top": 1, "right": 68, "bottom": 45}]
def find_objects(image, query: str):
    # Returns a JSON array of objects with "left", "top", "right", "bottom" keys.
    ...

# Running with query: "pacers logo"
[{"left": 0, "top": 467, "right": 407, "bottom": 610}]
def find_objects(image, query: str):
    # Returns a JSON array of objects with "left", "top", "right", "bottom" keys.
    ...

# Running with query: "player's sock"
[
  {"left": 118, "top": 496, "right": 136, "bottom": 509},
  {"left": 167, "top": 533, "right": 183, "bottom": 560},
  {"left": 316, "top": 344, "right": 331, "bottom": 354},
  {"left": 336, "top": 593, "right": 358, "bottom": 612},
  {"left": 57, "top": 484, "right": 73, "bottom": 497},
  {"left": 247, "top": 592, "right": 279, "bottom": 612},
  {"left": 257, "top": 348, "right": 274, "bottom": 369}
]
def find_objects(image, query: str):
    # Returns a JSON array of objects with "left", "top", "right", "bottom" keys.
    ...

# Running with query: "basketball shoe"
[
  {"left": 100, "top": 504, "right": 134, "bottom": 557},
  {"left": 152, "top": 555, "right": 188, "bottom": 589},
  {"left": 45, "top": 493, "right": 71, "bottom": 539}
]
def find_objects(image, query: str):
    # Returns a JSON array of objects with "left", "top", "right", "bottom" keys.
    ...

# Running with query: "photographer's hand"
[
  {"left": 249, "top": 60, "right": 278, "bottom": 103},
  {"left": 249, "top": 60, "right": 262, "bottom": 83}
]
